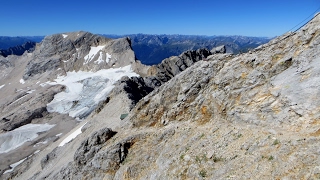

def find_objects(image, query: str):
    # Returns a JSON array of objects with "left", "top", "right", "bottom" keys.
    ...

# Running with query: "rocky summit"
[{"left": 1, "top": 13, "right": 320, "bottom": 180}]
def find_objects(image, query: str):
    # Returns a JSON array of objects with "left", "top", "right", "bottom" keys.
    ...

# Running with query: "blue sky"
[{"left": 1, "top": 0, "right": 319, "bottom": 37}]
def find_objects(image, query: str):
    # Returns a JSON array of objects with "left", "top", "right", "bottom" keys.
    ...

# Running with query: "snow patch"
[
  {"left": 26, "top": 90, "right": 36, "bottom": 94},
  {"left": 34, "top": 150, "right": 40, "bottom": 154},
  {"left": 59, "top": 122, "right": 87, "bottom": 147},
  {"left": 62, "top": 34, "right": 68, "bottom": 38},
  {"left": 3, "top": 157, "right": 27, "bottom": 174},
  {"left": 0, "top": 123, "right": 55, "bottom": 154},
  {"left": 36, "top": 81, "right": 40, "bottom": 84},
  {"left": 106, "top": 53, "right": 112, "bottom": 63},
  {"left": 94, "top": 52, "right": 112, "bottom": 64},
  {"left": 12, "top": 95, "right": 27, "bottom": 104},
  {"left": 40, "top": 81, "right": 51, "bottom": 87},
  {"left": 33, "top": 140, "right": 48, "bottom": 147},
  {"left": 19, "top": 79, "right": 25, "bottom": 84},
  {"left": 46, "top": 65, "right": 139, "bottom": 118},
  {"left": 0, "top": 84, "right": 5, "bottom": 89},
  {"left": 56, "top": 133, "right": 63, "bottom": 137},
  {"left": 94, "top": 51, "right": 104, "bottom": 64},
  {"left": 84, "top": 45, "right": 105, "bottom": 64}
]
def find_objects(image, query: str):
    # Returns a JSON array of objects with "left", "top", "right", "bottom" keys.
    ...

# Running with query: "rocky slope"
[
  {"left": 2, "top": 13, "right": 320, "bottom": 180},
  {"left": 0, "top": 31, "right": 148, "bottom": 177}
]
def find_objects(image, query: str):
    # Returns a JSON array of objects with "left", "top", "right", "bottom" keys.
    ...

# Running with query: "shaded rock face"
[
  {"left": 112, "top": 48, "right": 222, "bottom": 108},
  {"left": 147, "top": 48, "right": 212, "bottom": 81}
]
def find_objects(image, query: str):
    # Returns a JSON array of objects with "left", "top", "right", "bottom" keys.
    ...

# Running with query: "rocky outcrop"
[
  {"left": 74, "top": 127, "right": 117, "bottom": 167},
  {"left": 110, "top": 48, "right": 221, "bottom": 109},
  {"left": 211, "top": 45, "right": 226, "bottom": 54},
  {"left": 147, "top": 48, "right": 212, "bottom": 82}
]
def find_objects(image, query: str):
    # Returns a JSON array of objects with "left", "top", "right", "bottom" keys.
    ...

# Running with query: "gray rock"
[
  {"left": 74, "top": 127, "right": 117, "bottom": 167},
  {"left": 211, "top": 45, "right": 226, "bottom": 54},
  {"left": 23, "top": 31, "right": 139, "bottom": 80}
]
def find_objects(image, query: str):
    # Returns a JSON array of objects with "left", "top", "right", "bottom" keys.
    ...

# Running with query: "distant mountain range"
[
  {"left": 0, "top": 36, "right": 43, "bottom": 50},
  {"left": 0, "top": 36, "right": 43, "bottom": 57},
  {"left": 0, "top": 41, "right": 36, "bottom": 57},
  {"left": 102, "top": 34, "right": 272, "bottom": 65},
  {"left": 0, "top": 34, "right": 271, "bottom": 65}
]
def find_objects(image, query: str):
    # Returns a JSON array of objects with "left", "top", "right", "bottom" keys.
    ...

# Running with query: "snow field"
[
  {"left": 0, "top": 123, "right": 55, "bottom": 154},
  {"left": 58, "top": 122, "right": 87, "bottom": 147},
  {"left": 84, "top": 45, "right": 105, "bottom": 64},
  {"left": 46, "top": 65, "right": 139, "bottom": 118}
]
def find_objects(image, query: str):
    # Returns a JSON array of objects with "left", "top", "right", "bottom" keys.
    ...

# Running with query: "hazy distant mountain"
[
  {"left": 103, "top": 34, "right": 271, "bottom": 65},
  {"left": 0, "top": 36, "right": 43, "bottom": 50},
  {"left": 0, "top": 41, "right": 36, "bottom": 57}
]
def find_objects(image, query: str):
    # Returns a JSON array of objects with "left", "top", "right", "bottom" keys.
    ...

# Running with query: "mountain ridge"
[
  {"left": 103, "top": 34, "right": 271, "bottom": 64},
  {"left": 1, "top": 13, "right": 320, "bottom": 179}
]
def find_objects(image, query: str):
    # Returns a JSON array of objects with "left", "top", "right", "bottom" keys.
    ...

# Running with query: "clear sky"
[{"left": 1, "top": 0, "right": 319, "bottom": 37}]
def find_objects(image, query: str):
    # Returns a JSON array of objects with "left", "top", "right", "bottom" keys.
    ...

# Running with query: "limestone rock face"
[{"left": 23, "top": 31, "right": 142, "bottom": 80}]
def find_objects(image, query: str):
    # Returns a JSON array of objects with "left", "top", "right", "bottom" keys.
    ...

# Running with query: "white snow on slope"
[
  {"left": 3, "top": 157, "right": 27, "bottom": 174},
  {"left": 95, "top": 52, "right": 112, "bottom": 64},
  {"left": 62, "top": 34, "right": 68, "bottom": 38},
  {"left": 59, "top": 122, "right": 87, "bottom": 147},
  {"left": 0, "top": 124, "right": 55, "bottom": 154},
  {"left": 106, "top": 53, "right": 112, "bottom": 63},
  {"left": 46, "top": 65, "right": 139, "bottom": 118},
  {"left": 27, "top": 90, "right": 36, "bottom": 94},
  {"left": 0, "top": 84, "right": 5, "bottom": 89},
  {"left": 19, "top": 79, "right": 25, "bottom": 84},
  {"left": 84, "top": 45, "right": 105, "bottom": 64},
  {"left": 95, "top": 51, "right": 104, "bottom": 64}
]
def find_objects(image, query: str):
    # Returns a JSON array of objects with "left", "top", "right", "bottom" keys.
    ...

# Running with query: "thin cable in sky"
[{"left": 288, "top": 5, "right": 320, "bottom": 32}]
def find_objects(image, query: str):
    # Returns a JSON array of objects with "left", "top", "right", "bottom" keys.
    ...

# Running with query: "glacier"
[{"left": 46, "top": 65, "right": 139, "bottom": 118}]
